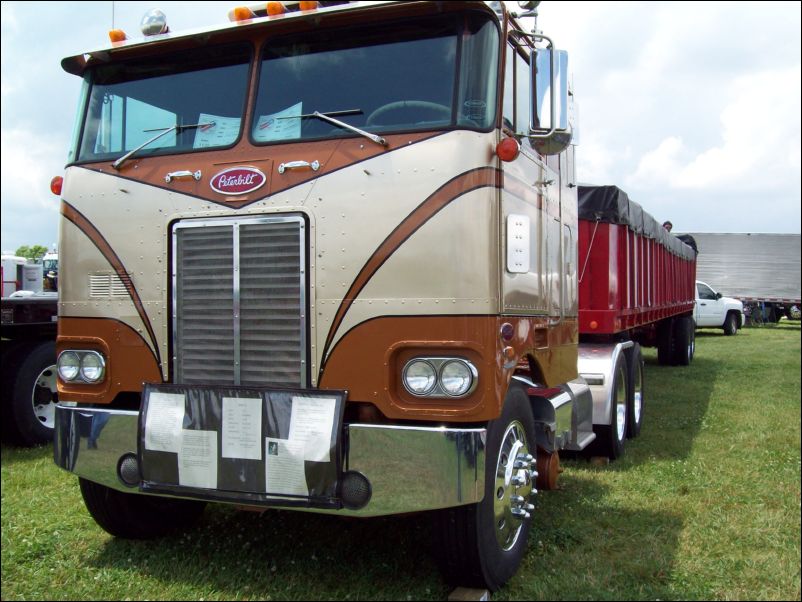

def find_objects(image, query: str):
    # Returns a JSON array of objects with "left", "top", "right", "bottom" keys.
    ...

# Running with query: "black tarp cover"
[{"left": 578, "top": 185, "right": 696, "bottom": 260}]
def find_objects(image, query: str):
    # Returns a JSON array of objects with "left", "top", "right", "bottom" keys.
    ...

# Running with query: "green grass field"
[{"left": 2, "top": 322, "right": 800, "bottom": 600}]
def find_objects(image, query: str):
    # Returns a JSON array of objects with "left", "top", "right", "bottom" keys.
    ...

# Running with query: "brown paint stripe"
[
  {"left": 61, "top": 201, "right": 162, "bottom": 367},
  {"left": 320, "top": 166, "right": 502, "bottom": 371}
]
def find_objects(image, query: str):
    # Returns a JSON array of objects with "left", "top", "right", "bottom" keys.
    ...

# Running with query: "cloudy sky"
[{"left": 1, "top": 1, "right": 800, "bottom": 254}]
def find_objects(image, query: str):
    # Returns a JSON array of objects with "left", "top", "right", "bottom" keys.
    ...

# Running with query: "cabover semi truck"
[{"left": 52, "top": 0, "right": 696, "bottom": 590}]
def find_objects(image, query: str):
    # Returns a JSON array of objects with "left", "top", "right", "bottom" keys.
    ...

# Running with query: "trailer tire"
[
  {"left": 591, "top": 352, "right": 628, "bottom": 459},
  {"left": 626, "top": 343, "right": 644, "bottom": 438},
  {"left": 5, "top": 340, "right": 58, "bottom": 446},
  {"left": 672, "top": 316, "right": 695, "bottom": 366},
  {"left": 657, "top": 318, "right": 674, "bottom": 365},
  {"left": 79, "top": 478, "right": 206, "bottom": 539},
  {"left": 723, "top": 312, "right": 738, "bottom": 336},
  {"left": 432, "top": 384, "right": 536, "bottom": 592}
]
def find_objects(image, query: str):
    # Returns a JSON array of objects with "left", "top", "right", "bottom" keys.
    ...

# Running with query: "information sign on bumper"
[{"left": 138, "top": 384, "right": 346, "bottom": 508}]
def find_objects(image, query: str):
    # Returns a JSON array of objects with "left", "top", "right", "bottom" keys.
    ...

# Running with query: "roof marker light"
[
  {"left": 231, "top": 6, "right": 257, "bottom": 21},
  {"left": 108, "top": 29, "right": 128, "bottom": 43},
  {"left": 299, "top": 1, "right": 320, "bottom": 9},
  {"left": 267, "top": 1, "right": 287, "bottom": 16}
]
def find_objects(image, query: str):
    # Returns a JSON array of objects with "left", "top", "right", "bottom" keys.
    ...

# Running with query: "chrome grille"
[{"left": 173, "top": 216, "right": 305, "bottom": 387}]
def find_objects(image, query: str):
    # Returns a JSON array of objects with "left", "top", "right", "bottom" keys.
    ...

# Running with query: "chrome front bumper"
[{"left": 53, "top": 404, "right": 485, "bottom": 517}]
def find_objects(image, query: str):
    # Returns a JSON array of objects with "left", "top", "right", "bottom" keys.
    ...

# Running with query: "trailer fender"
[{"left": 577, "top": 341, "right": 634, "bottom": 427}]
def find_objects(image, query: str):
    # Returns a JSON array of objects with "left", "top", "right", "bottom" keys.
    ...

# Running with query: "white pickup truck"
[{"left": 695, "top": 280, "right": 744, "bottom": 335}]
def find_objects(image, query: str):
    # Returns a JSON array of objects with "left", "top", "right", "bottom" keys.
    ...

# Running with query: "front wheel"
[
  {"left": 5, "top": 341, "right": 58, "bottom": 446},
  {"left": 723, "top": 312, "right": 738, "bottom": 336},
  {"left": 433, "top": 385, "right": 536, "bottom": 591},
  {"left": 79, "top": 478, "right": 206, "bottom": 539}
]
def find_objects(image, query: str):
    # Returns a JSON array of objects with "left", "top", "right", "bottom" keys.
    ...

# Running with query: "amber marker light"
[
  {"left": 267, "top": 1, "right": 286, "bottom": 15},
  {"left": 108, "top": 29, "right": 127, "bottom": 43},
  {"left": 50, "top": 176, "right": 63, "bottom": 196},
  {"left": 589, "top": 320, "right": 598, "bottom": 330},
  {"left": 299, "top": 0, "right": 320, "bottom": 9},
  {"left": 496, "top": 137, "right": 520, "bottom": 162},
  {"left": 232, "top": 6, "right": 257, "bottom": 20}
]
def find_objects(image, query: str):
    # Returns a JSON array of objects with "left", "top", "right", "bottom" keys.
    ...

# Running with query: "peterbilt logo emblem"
[{"left": 210, "top": 167, "right": 266, "bottom": 195}]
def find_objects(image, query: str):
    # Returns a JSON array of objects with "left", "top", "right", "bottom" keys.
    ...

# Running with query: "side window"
[
  {"left": 697, "top": 283, "right": 716, "bottom": 300},
  {"left": 503, "top": 45, "right": 515, "bottom": 130}
]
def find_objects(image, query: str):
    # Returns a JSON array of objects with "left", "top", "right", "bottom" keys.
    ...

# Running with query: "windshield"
[
  {"left": 251, "top": 13, "right": 499, "bottom": 144},
  {"left": 76, "top": 44, "right": 250, "bottom": 163}
]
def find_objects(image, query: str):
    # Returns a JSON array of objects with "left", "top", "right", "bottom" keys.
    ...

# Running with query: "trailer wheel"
[
  {"left": 656, "top": 318, "right": 674, "bottom": 365},
  {"left": 79, "top": 478, "right": 206, "bottom": 539},
  {"left": 626, "top": 343, "right": 644, "bottom": 438},
  {"left": 672, "top": 316, "right": 695, "bottom": 366},
  {"left": 5, "top": 341, "right": 58, "bottom": 446},
  {"left": 723, "top": 312, "right": 738, "bottom": 336},
  {"left": 591, "top": 352, "right": 628, "bottom": 459},
  {"left": 432, "top": 384, "right": 536, "bottom": 591}
]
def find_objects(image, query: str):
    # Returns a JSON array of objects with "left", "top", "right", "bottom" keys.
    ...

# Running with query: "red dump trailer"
[{"left": 573, "top": 186, "right": 697, "bottom": 447}]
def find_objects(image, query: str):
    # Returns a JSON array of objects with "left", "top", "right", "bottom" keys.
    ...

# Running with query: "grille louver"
[{"left": 173, "top": 217, "right": 305, "bottom": 387}]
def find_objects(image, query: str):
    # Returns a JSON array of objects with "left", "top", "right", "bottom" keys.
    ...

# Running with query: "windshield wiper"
[
  {"left": 279, "top": 109, "right": 387, "bottom": 147},
  {"left": 111, "top": 121, "right": 215, "bottom": 170}
]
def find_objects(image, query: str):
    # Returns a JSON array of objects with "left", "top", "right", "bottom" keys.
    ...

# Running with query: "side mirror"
[
  {"left": 530, "top": 44, "right": 572, "bottom": 155},
  {"left": 716, "top": 292, "right": 722, "bottom": 299}
]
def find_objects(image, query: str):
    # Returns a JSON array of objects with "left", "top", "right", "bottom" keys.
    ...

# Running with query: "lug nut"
[
  {"left": 511, "top": 508, "right": 531, "bottom": 520},
  {"left": 511, "top": 475, "right": 526, "bottom": 487},
  {"left": 510, "top": 495, "right": 524, "bottom": 505}
]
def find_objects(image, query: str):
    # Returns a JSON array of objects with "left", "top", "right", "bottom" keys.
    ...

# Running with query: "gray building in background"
[{"left": 683, "top": 233, "right": 801, "bottom": 305}]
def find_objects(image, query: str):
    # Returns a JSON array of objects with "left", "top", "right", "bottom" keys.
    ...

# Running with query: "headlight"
[
  {"left": 80, "top": 352, "right": 106, "bottom": 383},
  {"left": 58, "top": 350, "right": 106, "bottom": 383},
  {"left": 401, "top": 357, "right": 478, "bottom": 398},
  {"left": 57, "top": 351, "right": 81, "bottom": 381},
  {"left": 402, "top": 360, "right": 437, "bottom": 395},
  {"left": 440, "top": 360, "right": 475, "bottom": 397}
]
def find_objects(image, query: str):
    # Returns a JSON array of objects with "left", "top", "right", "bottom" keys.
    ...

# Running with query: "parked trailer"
[
  {"left": 1, "top": 294, "right": 59, "bottom": 446},
  {"left": 51, "top": 1, "right": 696, "bottom": 591},
  {"left": 575, "top": 185, "right": 697, "bottom": 455}
]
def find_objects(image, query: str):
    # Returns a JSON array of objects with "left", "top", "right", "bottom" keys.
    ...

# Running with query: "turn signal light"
[
  {"left": 267, "top": 1, "right": 286, "bottom": 15},
  {"left": 231, "top": 6, "right": 257, "bottom": 20},
  {"left": 496, "top": 137, "right": 521, "bottom": 162},
  {"left": 108, "top": 29, "right": 127, "bottom": 43},
  {"left": 50, "top": 176, "right": 63, "bottom": 196}
]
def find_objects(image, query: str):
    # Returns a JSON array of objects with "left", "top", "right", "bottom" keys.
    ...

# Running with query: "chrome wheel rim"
[
  {"left": 493, "top": 420, "right": 533, "bottom": 551},
  {"left": 32, "top": 364, "right": 58, "bottom": 429}
]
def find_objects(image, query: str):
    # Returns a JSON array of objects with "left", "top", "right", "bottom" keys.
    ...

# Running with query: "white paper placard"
[
  {"left": 144, "top": 392, "right": 185, "bottom": 453},
  {"left": 253, "top": 101, "right": 302, "bottom": 142},
  {"left": 288, "top": 396, "right": 336, "bottom": 462},
  {"left": 178, "top": 430, "right": 218, "bottom": 489},
  {"left": 265, "top": 438, "right": 308, "bottom": 496},
  {"left": 193, "top": 113, "right": 241, "bottom": 149},
  {"left": 222, "top": 397, "right": 262, "bottom": 460}
]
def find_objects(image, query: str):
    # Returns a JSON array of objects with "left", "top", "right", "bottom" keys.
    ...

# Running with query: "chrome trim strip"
[
  {"left": 54, "top": 404, "right": 485, "bottom": 516},
  {"left": 233, "top": 222, "right": 241, "bottom": 385}
]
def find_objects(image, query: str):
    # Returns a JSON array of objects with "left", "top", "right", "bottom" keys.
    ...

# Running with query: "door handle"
[
  {"left": 278, "top": 160, "right": 320, "bottom": 174},
  {"left": 165, "top": 170, "right": 201, "bottom": 183}
]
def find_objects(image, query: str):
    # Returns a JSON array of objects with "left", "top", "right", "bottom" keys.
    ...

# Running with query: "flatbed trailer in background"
[{"left": 684, "top": 233, "right": 801, "bottom": 321}]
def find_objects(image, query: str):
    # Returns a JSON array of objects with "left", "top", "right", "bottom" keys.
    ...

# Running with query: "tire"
[
  {"left": 591, "top": 352, "right": 628, "bottom": 459},
  {"left": 723, "top": 312, "right": 738, "bottom": 336},
  {"left": 672, "top": 316, "right": 694, "bottom": 366},
  {"left": 656, "top": 318, "right": 674, "bottom": 365},
  {"left": 625, "top": 343, "right": 644, "bottom": 439},
  {"left": 433, "top": 384, "right": 537, "bottom": 591},
  {"left": 79, "top": 478, "right": 206, "bottom": 539},
  {"left": 5, "top": 341, "right": 58, "bottom": 446}
]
